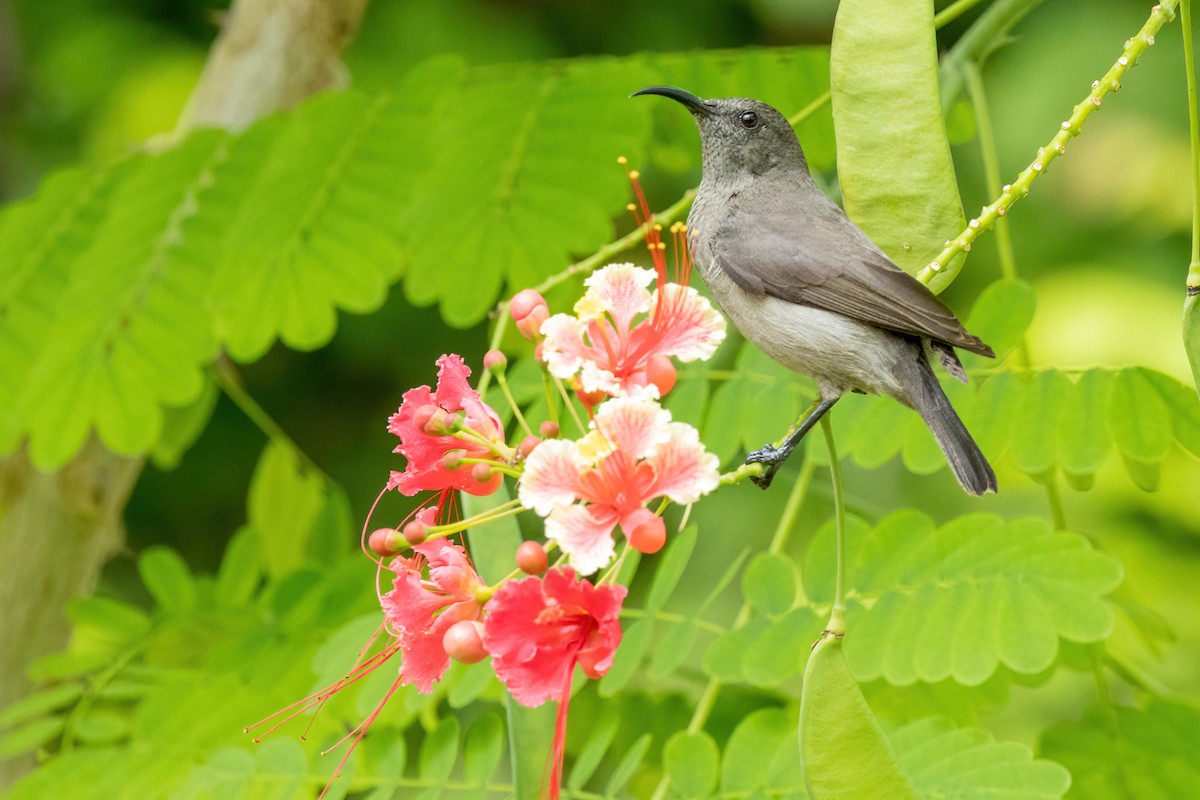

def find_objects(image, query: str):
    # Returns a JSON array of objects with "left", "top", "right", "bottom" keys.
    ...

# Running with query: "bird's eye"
[{"left": 739, "top": 111, "right": 758, "bottom": 129}]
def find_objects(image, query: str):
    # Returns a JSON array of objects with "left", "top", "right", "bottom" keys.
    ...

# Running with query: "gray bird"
[{"left": 633, "top": 86, "right": 997, "bottom": 495}]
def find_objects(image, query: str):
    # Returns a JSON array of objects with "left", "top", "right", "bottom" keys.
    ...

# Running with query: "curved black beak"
[{"left": 632, "top": 85, "right": 713, "bottom": 117}]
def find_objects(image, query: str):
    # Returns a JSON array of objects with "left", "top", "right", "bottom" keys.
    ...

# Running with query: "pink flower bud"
[
  {"left": 368, "top": 527, "right": 404, "bottom": 557},
  {"left": 518, "top": 434, "right": 541, "bottom": 459},
  {"left": 624, "top": 508, "right": 666, "bottom": 554},
  {"left": 422, "top": 408, "right": 452, "bottom": 436},
  {"left": 646, "top": 354, "right": 677, "bottom": 396},
  {"left": 471, "top": 462, "right": 494, "bottom": 483},
  {"left": 516, "top": 541, "right": 549, "bottom": 575},
  {"left": 443, "top": 449, "right": 466, "bottom": 470},
  {"left": 539, "top": 420, "right": 560, "bottom": 439},
  {"left": 483, "top": 349, "right": 507, "bottom": 372},
  {"left": 511, "top": 289, "right": 550, "bottom": 340},
  {"left": 413, "top": 404, "right": 440, "bottom": 432},
  {"left": 403, "top": 519, "right": 428, "bottom": 545},
  {"left": 443, "top": 620, "right": 488, "bottom": 664}
]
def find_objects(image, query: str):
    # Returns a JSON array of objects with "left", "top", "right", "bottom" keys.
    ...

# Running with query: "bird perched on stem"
[{"left": 633, "top": 86, "right": 997, "bottom": 495}]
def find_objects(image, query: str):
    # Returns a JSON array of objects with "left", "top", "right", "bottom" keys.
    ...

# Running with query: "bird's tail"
[{"left": 914, "top": 365, "right": 997, "bottom": 496}]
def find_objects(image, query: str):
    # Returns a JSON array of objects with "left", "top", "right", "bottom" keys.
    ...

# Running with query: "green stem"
[
  {"left": 933, "top": 0, "right": 988, "bottom": 28},
  {"left": 919, "top": 0, "right": 1180, "bottom": 285},
  {"left": 939, "top": 0, "right": 1045, "bottom": 110},
  {"left": 786, "top": 90, "right": 830, "bottom": 127},
  {"left": 619, "top": 607, "right": 727, "bottom": 635},
  {"left": 965, "top": 60, "right": 1034, "bottom": 369},
  {"left": 553, "top": 376, "right": 587, "bottom": 435},
  {"left": 210, "top": 357, "right": 330, "bottom": 482},
  {"left": 423, "top": 500, "right": 526, "bottom": 542},
  {"left": 493, "top": 370, "right": 534, "bottom": 438},
  {"left": 1183, "top": 0, "right": 1200, "bottom": 285},
  {"left": 1044, "top": 473, "right": 1068, "bottom": 531},
  {"left": 820, "top": 417, "right": 847, "bottom": 636},
  {"left": 647, "top": 458, "right": 817, "bottom": 800}
]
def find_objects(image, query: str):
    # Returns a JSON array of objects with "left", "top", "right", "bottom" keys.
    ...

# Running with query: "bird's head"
[{"left": 633, "top": 86, "right": 808, "bottom": 180}]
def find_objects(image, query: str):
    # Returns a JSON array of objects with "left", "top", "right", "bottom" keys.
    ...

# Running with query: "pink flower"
[
  {"left": 387, "top": 354, "right": 507, "bottom": 496},
  {"left": 517, "top": 397, "right": 720, "bottom": 575},
  {"left": 483, "top": 568, "right": 626, "bottom": 707},
  {"left": 540, "top": 263, "right": 725, "bottom": 400},
  {"left": 381, "top": 538, "right": 486, "bottom": 693}
]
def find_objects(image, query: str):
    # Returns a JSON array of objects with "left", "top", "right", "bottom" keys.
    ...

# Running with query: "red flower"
[
  {"left": 387, "top": 354, "right": 507, "bottom": 496},
  {"left": 483, "top": 568, "right": 626, "bottom": 706},
  {"left": 381, "top": 537, "right": 485, "bottom": 693}
]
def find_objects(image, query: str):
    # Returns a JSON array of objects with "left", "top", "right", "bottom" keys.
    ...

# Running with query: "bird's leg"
[{"left": 747, "top": 397, "right": 839, "bottom": 489}]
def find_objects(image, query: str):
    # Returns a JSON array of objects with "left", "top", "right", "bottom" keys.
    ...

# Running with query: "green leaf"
[
  {"left": 9, "top": 134, "right": 226, "bottom": 468},
  {"left": 215, "top": 527, "right": 264, "bottom": 610},
  {"left": 1058, "top": 369, "right": 1114, "bottom": 491},
  {"left": 73, "top": 709, "right": 130, "bottom": 744},
  {"left": 962, "top": 279, "right": 1037, "bottom": 366},
  {"left": 401, "top": 59, "right": 648, "bottom": 326},
  {"left": 150, "top": 377, "right": 218, "bottom": 470},
  {"left": 1108, "top": 367, "right": 1172, "bottom": 491},
  {"left": 722, "top": 708, "right": 804, "bottom": 795},
  {"left": 646, "top": 524, "right": 698, "bottom": 612},
  {"left": 800, "top": 634, "right": 920, "bottom": 799},
  {"left": 68, "top": 597, "right": 152, "bottom": 645},
  {"left": 214, "top": 87, "right": 419, "bottom": 361},
  {"left": 892, "top": 717, "right": 1069, "bottom": 799},
  {"left": 702, "top": 617, "right": 768, "bottom": 683},
  {"left": 1138, "top": 367, "right": 1200, "bottom": 457},
  {"left": 506, "top": 696, "right": 556, "bottom": 800},
  {"left": 1010, "top": 370, "right": 1073, "bottom": 481},
  {"left": 807, "top": 511, "right": 1122, "bottom": 686},
  {"left": 604, "top": 733, "right": 652, "bottom": 798},
  {"left": 664, "top": 730, "right": 720, "bottom": 798},
  {"left": 647, "top": 621, "right": 699, "bottom": 682},
  {"left": 419, "top": 716, "right": 460, "bottom": 783},
  {"left": 0, "top": 716, "right": 66, "bottom": 758},
  {"left": 138, "top": 546, "right": 197, "bottom": 615},
  {"left": 1041, "top": 700, "right": 1200, "bottom": 799},
  {"left": 464, "top": 712, "right": 504, "bottom": 785},
  {"left": 742, "top": 606, "right": 825, "bottom": 688},
  {"left": 599, "top": 617, "right": 653, "bottom": 697},
  {"left": 566, "top": 711, "right": 619, "bottom": 793},
  {"left": 831, "top": 0, "right": 966, "bottom": 288},
  {"left": 248, "top": 441, "right": 326, "bottom": 578},
  {"left": 0, "top": 684, "right": 84, "bottom": 728},
  {"left": 743, "top": 552, "right": 799, "bottom": 617},
  {"left": 171, "top": 739, "right": 308, "bottom": 800}
]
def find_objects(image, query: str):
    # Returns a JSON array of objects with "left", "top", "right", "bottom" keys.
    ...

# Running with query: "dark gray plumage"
[{"left": 634, "top": 86, "right": 997, "bottom": 495}]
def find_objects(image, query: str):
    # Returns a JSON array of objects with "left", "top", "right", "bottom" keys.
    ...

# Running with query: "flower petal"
[
  {"left": 582, "top": 263, "right": 654, "bottom": 330},
  {"left": 593, "top": 397, "right": 671, "bottom": 461},
  {"left": 647, "top": 283, "right": 727, "bottom": 361},
  {"left": 645, "top": 421, "right": 721, "bottom": 504},
  {"left": 545, "top": 504, "right": 619, "bottom": 576},
  {"left": 518, "top": 439, "right": 584, "bottom": 515},
  {"left": 416, "top": 538, "right": 483, "bottom": 601},
  {"left": 540, "top": 314, "right": 591, "bottom": 380}
]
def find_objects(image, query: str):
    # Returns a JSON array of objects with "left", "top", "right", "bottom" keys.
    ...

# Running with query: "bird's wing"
[{"left": 712, "top": 196, "right": 995, "bottom": 358}]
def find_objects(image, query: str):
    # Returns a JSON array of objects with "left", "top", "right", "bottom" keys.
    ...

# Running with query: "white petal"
[{"left": 517, "top": 439, "right": 584, "bottom": 516}]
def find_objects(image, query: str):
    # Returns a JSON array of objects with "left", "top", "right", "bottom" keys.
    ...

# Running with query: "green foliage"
[{"left": 1041, "top": 700, "right": 1200, "bottom": 798}]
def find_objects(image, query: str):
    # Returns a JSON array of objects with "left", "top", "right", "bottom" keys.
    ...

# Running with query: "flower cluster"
[{"left": 255, "top": 167, "right": 728, "bottom": 800}]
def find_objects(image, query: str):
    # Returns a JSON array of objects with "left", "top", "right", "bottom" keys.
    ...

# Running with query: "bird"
[{"left": 633, "top": 86, "right": 997, "bottom": 495}]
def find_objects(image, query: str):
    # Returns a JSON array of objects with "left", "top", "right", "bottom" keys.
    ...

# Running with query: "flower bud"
[
  {"left": 511, "top": 289, "right": 550, "bottom": 340},
  {"left": 483, "top": 349, "right": 507, "bottom": 372},
  {"left": 518, "top": 434, "right": 541, "bottom": 459},
  {"left": 516, "top": 541, "right": 549, "bottom": 575},
  {"left": 539, "top": 420, "right": 560, "bottom": 439},
  {"left": 623, "top": 508, "right": 666, "bottom": 555},
  {"left": 443, "top": 449, "right": 466, "bottom": 470},
  {"left": 471, "top": 462, "right": 494, "bottom": 483},
  {"left": 403, "top": 519, "right": 428, "bottom": 545},
  {"left": 368, "top": 527, "right": 404, "bottom": 557},
  {"left": 422, "top": 408, "right": 452, "bottom": 436},
  {"left": 646, "top": 354, "right": 677, "bottom": 397},
  {"left": 413, "top": 404, "right": 440, "bottom": 432},
  {"left": 443, "top": 620, "right": 488, "bottom": 663}
]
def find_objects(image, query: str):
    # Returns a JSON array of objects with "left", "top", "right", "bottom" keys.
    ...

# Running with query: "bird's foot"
[{"left": 746, "top": 444, "right": 788, "bottom": 490}]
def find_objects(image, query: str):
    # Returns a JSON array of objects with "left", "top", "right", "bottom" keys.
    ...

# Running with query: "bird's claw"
[{"left": 746, "top": 444, "right": 785, "bottom": 490}]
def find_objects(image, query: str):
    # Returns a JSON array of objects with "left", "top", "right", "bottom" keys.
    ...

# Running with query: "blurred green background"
[{"left": 1, "top": 0, "right": 1197, "bottom": 784}]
